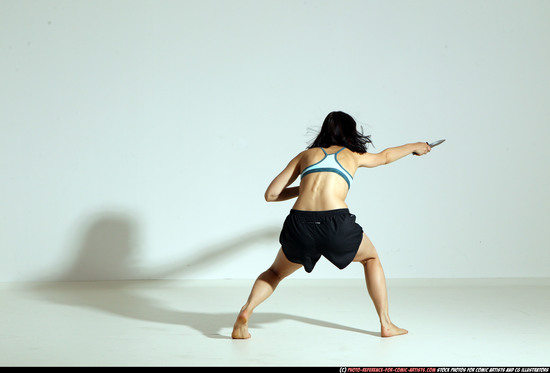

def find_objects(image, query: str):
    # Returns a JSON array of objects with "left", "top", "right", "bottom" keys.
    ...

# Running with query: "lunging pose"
[{"left": 232, "top": 111, "right": 431, "bottom": 339}]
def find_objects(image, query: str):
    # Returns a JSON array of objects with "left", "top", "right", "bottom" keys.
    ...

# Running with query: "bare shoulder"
[
  {"left": 293, "top": 148, "right": 312, "bottom": 162},
  {"left": 296, "top": 147, "right": 321, "bottom": 167}
]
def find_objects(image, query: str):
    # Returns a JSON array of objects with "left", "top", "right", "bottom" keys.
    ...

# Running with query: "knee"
[
  {"left": 267, "top": 266, "right": 284, "bottom": 282},
  {"left": 359, "top": 255, "right": 379, "bottom": 266}
]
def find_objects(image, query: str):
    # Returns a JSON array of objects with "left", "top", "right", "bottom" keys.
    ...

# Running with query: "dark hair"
[{"left": 307, "top": 111, "right": 372, "bottom": 153}]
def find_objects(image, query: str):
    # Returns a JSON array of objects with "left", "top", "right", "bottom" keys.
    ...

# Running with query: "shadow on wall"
[{"left": 59, "top": 211, "right": 280, "bottom": 281}]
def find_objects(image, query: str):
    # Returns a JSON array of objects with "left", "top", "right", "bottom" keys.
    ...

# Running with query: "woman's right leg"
[
  {"left": 353, "top": 233, "right": 408, "bottom": 337},
  {"left": 232, "top": 248, "right": 302, "bottom": 339}
]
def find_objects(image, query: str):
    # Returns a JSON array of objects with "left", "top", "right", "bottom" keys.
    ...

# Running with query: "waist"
[
  {"left": 289, "top": 208, "right": 350, "bottom": 219},
  {"left": 292, "top": 195, "right": 348, "bottom": 212}
]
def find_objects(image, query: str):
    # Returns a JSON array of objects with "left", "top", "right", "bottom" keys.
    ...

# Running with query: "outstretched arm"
[
  {"left": 358, "top": 142, "right": 431, "bottom": 168},
  {"left": 264, "top": 152, "right": 303, "bottom": 202}
]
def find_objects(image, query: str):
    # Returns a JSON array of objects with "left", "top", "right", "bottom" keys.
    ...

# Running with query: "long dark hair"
[{"left": 307, "top": 111, "right": 372, "bottom": 154}]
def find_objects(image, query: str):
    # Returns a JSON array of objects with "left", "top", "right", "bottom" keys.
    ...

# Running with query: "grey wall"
[{"left": 2, "top": 0, "right": 549, "bottom": 281}]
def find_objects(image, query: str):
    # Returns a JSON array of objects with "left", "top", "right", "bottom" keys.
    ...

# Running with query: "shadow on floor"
[
  {"left": 26, "top": 281, "right": 379, "bottom": 339},
  {"left": 26, "top": 210, "right": 379, "bottom": 338}
]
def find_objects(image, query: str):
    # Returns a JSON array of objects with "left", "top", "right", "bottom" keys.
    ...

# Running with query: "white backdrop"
[{"left": 2, "top": 0, "right": 549, "bottom": 282}]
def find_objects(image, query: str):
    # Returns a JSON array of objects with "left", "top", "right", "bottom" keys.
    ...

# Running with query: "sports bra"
[{"left": 301, "top": 147, "right": 353, "bottom": 189}]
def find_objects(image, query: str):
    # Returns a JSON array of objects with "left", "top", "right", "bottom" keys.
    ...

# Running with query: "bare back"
[{"left": 292, "top": 146, "right": 360, "bottom": 211}]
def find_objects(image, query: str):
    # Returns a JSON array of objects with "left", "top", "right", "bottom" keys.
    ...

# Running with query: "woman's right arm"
[
  {"left": 264, "top": 151, "right": 304, "bottom": 202},
  {"left": 358, "top": 142, "right": 431, "bottom": 168}
]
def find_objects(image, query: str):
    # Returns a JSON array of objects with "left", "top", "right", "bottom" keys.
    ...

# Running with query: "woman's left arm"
[{"left": 264, "top": 152, "right": 303, "bottom": 202}]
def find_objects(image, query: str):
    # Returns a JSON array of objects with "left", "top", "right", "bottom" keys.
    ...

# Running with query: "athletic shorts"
[{"left": 279, "top": 208, "right": 364, "bottom": 273}]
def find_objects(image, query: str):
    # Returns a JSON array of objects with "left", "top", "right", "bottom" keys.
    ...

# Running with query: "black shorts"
[{"left": 279, "top": 208, "right": 364, "bottom": 273}]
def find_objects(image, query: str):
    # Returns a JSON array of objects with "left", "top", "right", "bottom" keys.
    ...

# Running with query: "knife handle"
[{"left": 413, "top": 142, "right": 430, "bottom": 156}]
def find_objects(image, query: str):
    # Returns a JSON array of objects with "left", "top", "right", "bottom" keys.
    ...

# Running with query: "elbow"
[
  {"left": 264, "top": 191, "right": 278, "bottom": 202},
  {"left": 264, "top": 186, "right": 276, "bottom": 202}
]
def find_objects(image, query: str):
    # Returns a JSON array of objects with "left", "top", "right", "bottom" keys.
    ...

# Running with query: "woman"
[{"left": 232, "top": 111, "right": 431, "bottom": 339}]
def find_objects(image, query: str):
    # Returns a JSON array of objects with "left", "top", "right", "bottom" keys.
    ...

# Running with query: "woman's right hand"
[{"left": 413, "top": 142, "right": 431, "bottom": 156}]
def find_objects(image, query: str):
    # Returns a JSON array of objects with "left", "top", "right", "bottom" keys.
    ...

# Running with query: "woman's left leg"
[{"left": 232, "top": 248, "right": 302, "bottom": 339}]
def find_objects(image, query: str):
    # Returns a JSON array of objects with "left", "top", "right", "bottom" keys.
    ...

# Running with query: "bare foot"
[
  {"left": 381, "top": 322, "right": 408, "bottom": 337},
  {"left": 231, "top": 309, "right": 251, "bottom": 339}
]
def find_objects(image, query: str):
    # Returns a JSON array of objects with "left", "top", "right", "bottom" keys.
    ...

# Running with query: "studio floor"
[{"left": 1, "top": 278, "right": 549, "bottom": 367}]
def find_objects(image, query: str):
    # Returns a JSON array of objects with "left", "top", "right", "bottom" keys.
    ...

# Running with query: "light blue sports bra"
[{"left": 301, "top": 147, "right": 353, "bottom": 189}]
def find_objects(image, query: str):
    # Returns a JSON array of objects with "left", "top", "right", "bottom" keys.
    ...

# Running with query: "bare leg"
[
  {"left": 353, "top": 233, "right": 408, "bottom": 337},
  {"left": 232, "top": 248, "right": 302, "bottom": 339}
]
